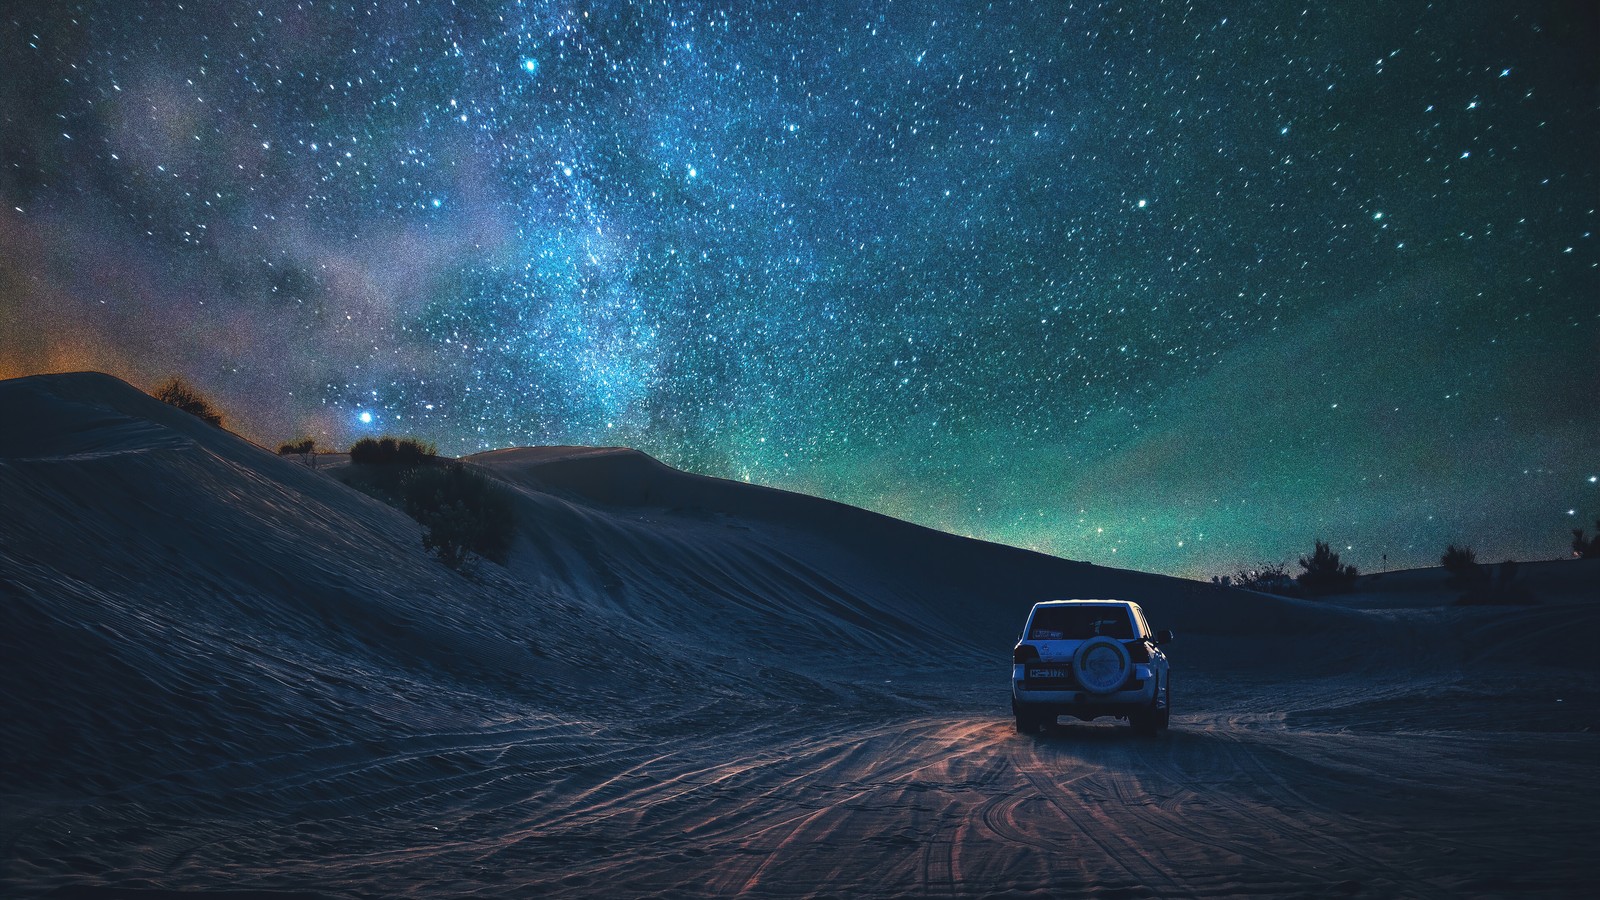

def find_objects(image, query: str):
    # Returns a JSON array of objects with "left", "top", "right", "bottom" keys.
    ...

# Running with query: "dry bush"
[
  {"left": 1296, "top": 540, "right": 1358, "bottom": 597},
  {"left": 401, "top": 463, "right": 515, "bottom": 568},
  {"left": 349, "top": 436, "right": 435, "bottom": 465},
  {"left": 152, "top": 377, "right": 224, "bottom": 428}
]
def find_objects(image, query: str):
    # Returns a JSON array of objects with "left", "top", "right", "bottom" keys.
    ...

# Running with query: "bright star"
[
  {"left": 358, "top": 411, "right": 373, "bottom": 424},
  {"left": 520, "top": 58, "right": 538, "bottom": 75}
]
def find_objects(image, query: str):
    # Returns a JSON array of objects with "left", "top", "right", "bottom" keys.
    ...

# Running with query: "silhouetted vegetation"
[
  {"left": 401, "top": 463, "right": 515, "bottom": 569},
  {"left": 152, "top": 377, "right": 224, "bottom": 428},
  {"left": 1213, "top": 563, "right": 1302, "bottom": 597},
  {"left": 276, "top": 436, "right": 323, "bottom": 469},
  {"left": 1573, "top": 520, "right": 1600, "bottom": 559},
  {"left": 1218, "top": 536, "right": 1561, "bottom": 607},
  {"left": 1436, "top": 544, "right": 1537, "bottom": 605},
  {"left": 1440, "top": 544, "right": 1476, "bottom": 571},
  {"left": 1296, "top": 540, "right": 1358, "bottom": 597},
  {"left": 1441, "top": 543, "right": 1490, "bottom": 592},
  {"left": 330, "top": 438, "right": 513, "bottom": 569},
  {"left": 1440, "top": 544, "right": 1483, "bottom": 588},
  {"left": 349, "top": 435, "right": 435, "bottom": 466}
]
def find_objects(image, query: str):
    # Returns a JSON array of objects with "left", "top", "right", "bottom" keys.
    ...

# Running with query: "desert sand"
[{"left": 2, "top": 372, "right": 1596, "bottom": 898}]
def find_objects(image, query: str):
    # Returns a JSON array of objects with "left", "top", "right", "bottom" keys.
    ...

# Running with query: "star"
[{"left": 0, "top": 0, "right": 1592, "bottom": 578}]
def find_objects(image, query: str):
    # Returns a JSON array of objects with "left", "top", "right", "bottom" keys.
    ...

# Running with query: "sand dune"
[{"left": 2, "top": 372, "right": 1596, "bottom": 898}]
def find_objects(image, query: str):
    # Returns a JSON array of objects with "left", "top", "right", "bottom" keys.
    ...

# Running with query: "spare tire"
[{"left": 1073, "top": 636, "right": 1131, "bottom": 694}]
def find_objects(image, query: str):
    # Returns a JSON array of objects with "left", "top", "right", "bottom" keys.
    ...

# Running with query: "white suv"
[{"left": 1011, "top": 599, "right": 1172, "bottom": 735}]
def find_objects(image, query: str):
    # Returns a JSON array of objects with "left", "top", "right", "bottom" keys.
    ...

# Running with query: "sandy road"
[
  {"left": 10, "top": 693, "right": 1595, "bottom": 899},
  {"left": 504, "top": 709, "right": 1592, "bottom": 899},
  {"left": 148, "top": 696, "right": 1575, "bottom": 899}
]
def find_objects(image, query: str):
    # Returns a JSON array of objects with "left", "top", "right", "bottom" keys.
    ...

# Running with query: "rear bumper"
[
  {"left": 1012, "top": 664, "right": 1158, "bottom": 719},
  {"left": 1012, "top": 694, "right": 1150, "bottom": 720}
]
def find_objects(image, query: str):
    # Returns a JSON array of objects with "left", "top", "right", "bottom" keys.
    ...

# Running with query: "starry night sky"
[{"left": 2, "top": 1, "right": 1596, "bottom": 578}]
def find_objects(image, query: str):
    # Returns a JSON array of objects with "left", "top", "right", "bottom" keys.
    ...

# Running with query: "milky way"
[{"left": 3, "top": 1, "right": 1596, "bottom": 577}]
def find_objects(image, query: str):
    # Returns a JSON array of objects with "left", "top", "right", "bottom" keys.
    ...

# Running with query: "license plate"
[{"left": 1028, "top": 666, "right": 1069, "bottom": 679}]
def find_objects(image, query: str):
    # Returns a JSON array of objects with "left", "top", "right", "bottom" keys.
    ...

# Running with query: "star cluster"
[{"left": 2, "top": 1, "right": 1595, "bottom": 576}]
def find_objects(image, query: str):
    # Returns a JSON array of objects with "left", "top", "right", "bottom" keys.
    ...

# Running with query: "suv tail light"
[
  {"left": 1125, "top": 640, "right": 1151, "bottom": 663},
  {"left": 1013, "top": 644, "right": 1040, "bottom": 663}
]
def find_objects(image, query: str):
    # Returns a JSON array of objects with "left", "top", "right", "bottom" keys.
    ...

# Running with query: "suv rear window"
[{"left": 1027, "top": 606, "right": 1134, "bottom": 640}]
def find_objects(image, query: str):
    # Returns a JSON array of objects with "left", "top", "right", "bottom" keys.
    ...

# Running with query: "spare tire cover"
[{"left": 1073, "top": 636, "right": 1131, "bottom": 694}]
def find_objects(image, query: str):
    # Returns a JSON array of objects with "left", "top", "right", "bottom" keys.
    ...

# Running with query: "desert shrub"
[
  {"left": 401, "top": 463, "right": 515, "bottom": 568},
  {"left": 349, "top": 436, "right": 387, "bottom": 464},
  {"left": 395, "top": 438, "right": 434, "bottom": 465},
  {"left": 1296, "top": 540, "right": 1358, "bottom": 597},
  {"left": 1219, "top": 562, "right": 1302, "bottom": 597},
  {"left": 152, "top": 377, "right": 224, "bottom": 428},
  {"left": 277, "top": 437, "right": 316, "bottom": 455},
  {"left": 1440, "top": 544, "right": 1477, "bottom": 572},
  {"left": 349, "top": 435, "right": 436, "bottom": 465},
  {"left": 1572, "top": 521, "right": 1600, "bottom": 559},
  {"left": 1440, "top": 544, "right": 1489, "bottom": 590}
]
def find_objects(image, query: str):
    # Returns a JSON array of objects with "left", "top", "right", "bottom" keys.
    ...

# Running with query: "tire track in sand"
[{"left": 1012, "top": 729, "right": 1190, "bottom": 897}]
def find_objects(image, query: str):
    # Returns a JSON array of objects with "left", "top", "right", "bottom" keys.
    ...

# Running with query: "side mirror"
[{"left": 1155, "top": 629, "right": 1174, "bottom": 645}]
